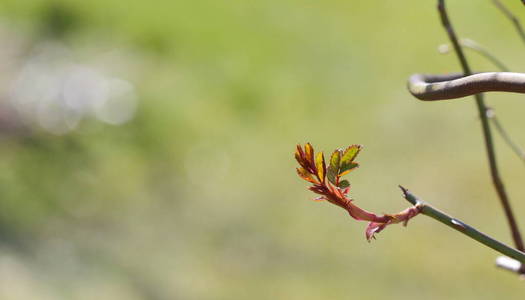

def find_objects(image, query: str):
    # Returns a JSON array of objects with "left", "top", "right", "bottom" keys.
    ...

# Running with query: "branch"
[
  {"left": 437, "top": 39, "right": 525, "bottom": 163},
  {"left": 407, "top": 72, "right": 525, "bottom": 100},
  {"left": 487, "top": 108, "right": 525, "bottom": 163},
  {"left": 439, "top": 38, "right": 510, "bottom": 72},
  {"left": 437, "top": 0, "right": 525, "bottom": 253},
  {"left": 400, "top": 186, "right": 525, "bottom": 264},
  {"left": 493, "top": 0, "right": 525, "bottom": 45},
  {"left": 295, "top": 144, "right": 421, "bottom": 241}
]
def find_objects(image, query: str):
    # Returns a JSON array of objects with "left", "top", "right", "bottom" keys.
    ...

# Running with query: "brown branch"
[
  {"left": 437, "top": 0, "right": 525, "bottom": 254},
  {"left": 407, "top": 72, "right": 525, "bottom": 100}
]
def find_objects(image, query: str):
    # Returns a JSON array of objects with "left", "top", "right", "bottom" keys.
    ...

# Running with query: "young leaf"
[
  {"left": 309, "top": 185, "right": 326, "bottom": 195},
  {"left": 338, "top": 179, "right": 350, "bottom": 189},
  {"left": 330, "top": 150, "right": 341, "bottom": 169},
  {"left": 295, "top": 145, "right": 305, "bottom": 161},
  {"left": 296, "top": 167, "right": 317, "bottom": 184},
  {"left": 341, "top": 145, "right": 361, "bottom": 164},
  {"left": 315, "top": 151, "right": 326, "bottom": 182},
  {"left": 295, "top": 155, "right": 311, "bottom": 171},
  {"left": 327, "top": 150, "right": 341, "bottom": 184},
  {"left": 340, "top": 145, "right": 361, "bottom": 175},
  {"left": 327, "top": 167, "right": 337, "bottom": 185},
  {"left": 339, "top": 162, "right": 359, "bottom": 175},
  {"left": 305, "top": 143, "right": 315, "bottom": 166}
]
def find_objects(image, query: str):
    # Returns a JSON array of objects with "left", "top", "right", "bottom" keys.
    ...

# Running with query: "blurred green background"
[{"left": 0, "top": 0, "right": 524, "bottom": 299}]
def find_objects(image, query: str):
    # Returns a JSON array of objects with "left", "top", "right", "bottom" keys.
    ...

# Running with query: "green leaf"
[
  {"left": 339, "top": 162, "right": 359, "bottom": 175},
  {"left": 329, "top": 150, "right": 341, "bottom": 170},
  {"left": 340, "top": 145, "right": 361, "bottom": 175},
  {"left": 315, "top": 151, "right": 325, "bottom": 182},
  {"left": 341, "top": 145, "right": 361, "bottom": 164},
  {"left": 326, "top": 166, "right": 337, "bottom": 185},
  {"left": 338, "top": 179, "right": 350, "bottom": 189},
  {"left": 327, "top": 150, "right": 341, "bottom": 184}
]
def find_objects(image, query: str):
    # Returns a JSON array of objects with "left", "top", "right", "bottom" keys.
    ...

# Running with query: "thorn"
[
  {"left": 398, "top": 185, "right": 408, "bottom": 197},
  {"left": 451, "top": 219, "right": 467, "bottom": 231},
  {"left": 437, "top": 43, "right": 450, "bottom": 54},
  {"left": 486, "top": 107, "right": 495, "bottom": 118}
]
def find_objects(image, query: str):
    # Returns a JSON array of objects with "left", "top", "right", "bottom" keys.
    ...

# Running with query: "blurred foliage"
[{"left": 0, "top": 0, "right": 524, "bottom": 299}]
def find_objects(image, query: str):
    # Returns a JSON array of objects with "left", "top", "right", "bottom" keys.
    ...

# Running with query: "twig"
[
  {"left": 460, "top": 39, "right": 510, "bottom": 71},
  {"left": 487, "top": 108, "right": 525, "bottom": 163},
  {"left": 400, "top": 186, "right": 525, "bottom": 264},
  {"left": 493, "top": 0, "right": 525, "bottom": 45},
  {"left": 453, "top": 40, "right": 525, "bottom": 163},
  {"left": 437, "top": 0, "right": 525, "bottom": 253},
  {"left": 439, "top": 38, "right": 510, "bottom": 71},
  {"left": 439, "top": 39, "right": 525, "bottom": 163}
]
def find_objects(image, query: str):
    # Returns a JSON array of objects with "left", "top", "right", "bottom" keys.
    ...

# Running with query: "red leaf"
[
  {"left": 296, "top": 167, "right": 317, "bottom": 184},
  {"left": 305, "top": 142, "right": 314, "bottom": 162}
]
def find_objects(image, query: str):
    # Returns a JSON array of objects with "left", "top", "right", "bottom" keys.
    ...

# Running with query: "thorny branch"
[{"left": 401, "top": 187, "right": 525, "bottom": 265}]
